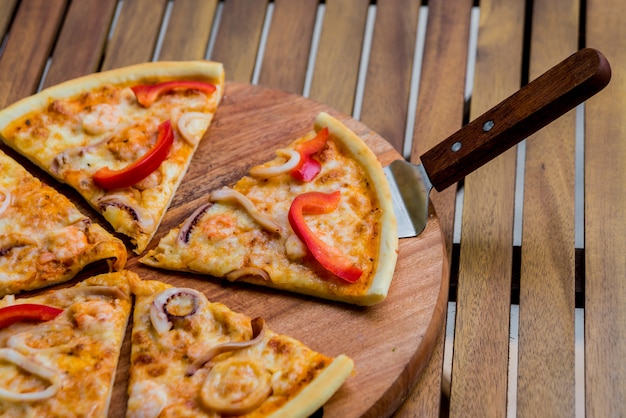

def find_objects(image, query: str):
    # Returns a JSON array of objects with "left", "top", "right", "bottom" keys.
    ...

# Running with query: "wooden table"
[{"left": 0, "top": 0, "right": 624, "bottom": 417}]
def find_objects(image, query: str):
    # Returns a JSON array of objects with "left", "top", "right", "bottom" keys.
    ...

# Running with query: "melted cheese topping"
[
  {"left": 128, "top": 279, "right": 352, "bottom": 418},
  {"left": 0, "top": 61, "right": 224, "bottom": 253},
  {"left": 141, "top": 113, "right": 398, "bottom": 305},
  {"left": 0, "top": 271, "right": 133, "bottom": 417},
  {"left": 0, "top": 151, "right": 126, "bottom": 297}
]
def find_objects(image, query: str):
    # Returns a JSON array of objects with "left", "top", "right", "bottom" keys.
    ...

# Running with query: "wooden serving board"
[{"left": 101, "top": 82, "right": 448, "bottom": 418}]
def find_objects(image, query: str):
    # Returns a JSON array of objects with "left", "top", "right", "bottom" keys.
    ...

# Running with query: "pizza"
[
  {"left": 0, "top": 270, "right": 133, "bottom": 417},
  {"left": 0, "top": 149, "right": 127, "bottom": 297},
  {"left": 0, "top": 60, "right": 225, "bottom": 254},
  {"left": 127, "top": 277, "right": 354, "bottom": 417},
  {"left": 140, "top": 112, "right": 398, "bottom": 305}
]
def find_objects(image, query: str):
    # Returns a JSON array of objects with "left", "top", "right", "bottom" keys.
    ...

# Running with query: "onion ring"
[
  {"left": 0, "top": 348, "right": 60, "bottom": 402},
  {"left": 199, "top": 357, "right": 272, "bottom": 414},
  {"left": 177, "top": 112, "right": 212, "bottom": 145},
  {"left": 249, "top": 149, "right": 300, "bottom": 178},
  {"left": 186, "top": 317, "right": 266, "bottom": 376},
  {"left": 210, "top": 187, "right": 282, "bottom": 235}
]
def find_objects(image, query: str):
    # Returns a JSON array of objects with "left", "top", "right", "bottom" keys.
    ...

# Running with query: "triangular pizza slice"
[
  {"left": 0, "top": 270, "right": 133, "bottom": 416},
  {"left": 141, "top": 112, "right": 398, "bottom": 305},
  {"left": 0, "top": 61, "right": 225, "bottom": 253},
  {"left": 128, "top": 277, "right": 354, "bottom": 417},
  {"left": 0, "top": 149, "right": 126, "bottom": 297}
]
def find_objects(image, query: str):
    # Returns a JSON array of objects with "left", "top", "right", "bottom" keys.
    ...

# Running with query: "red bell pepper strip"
[
  {"left": 131, "top": 80, "right": 216, "bottom": 107},
  {"left": 288, "top": 191, "right": 363, "bottom": 282},
  {"left": 0, "top": 304, "right": 63, "bottom": 329},
  {"left": 290, "top": 127, "right": 329, "bottom": 182},
  {"left": 93, "top": 120, "right": 174, "bottom": 190}
]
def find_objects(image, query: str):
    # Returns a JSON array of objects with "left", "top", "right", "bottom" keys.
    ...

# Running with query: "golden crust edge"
[
  {"left": 268, "top": 354, "right": 355, "bottom": 418},
  {"left": 0, "top": 60, "right": 225, "bottom": 131},
  {"left": 313, "top": 112, "right": 399, "bottom": 306}
]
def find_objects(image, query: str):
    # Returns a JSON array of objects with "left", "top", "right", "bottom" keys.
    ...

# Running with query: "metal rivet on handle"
[
  {"left": 483, "top": 120, "right": 495, "bottom": 132},
  {"left": 451, "top": 141, "right": 462, "bottom": 152}
]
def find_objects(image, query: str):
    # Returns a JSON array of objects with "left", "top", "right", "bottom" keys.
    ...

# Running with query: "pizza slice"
[
  {"left": 140, "top": 112, "right": 398, "bottom": 305},
  {"left": 0, "top": 270, "right": 133, "bottom": 417},
  {"left": 127, "top": 277, "right": 353, "bottom": 417},
  {"left": 0, "top": 61, "right": 225, "bottom": 254},
  {"left": 0, "top": 149, "right": 126, "bottom": 297}
]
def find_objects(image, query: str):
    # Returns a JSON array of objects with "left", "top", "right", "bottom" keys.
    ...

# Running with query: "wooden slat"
[
  {"left": 257, "top": 0, "right": 318, "bottom": 94},
  {"left": 359, "top": 0, "right": 420, "bottom": 153},
  {"left": 397, "top": 0, "right": 473, "bottom": 414},
  {"left": 43, "top": 0, "right": 118, "bottom": 87},
  {"left": 308, "top": 0, "right": 369, "bottom": 115},
  {"left": 209, "top": 0, "right": 268, "bottom": 83},
  {"left": 101, "top": 0, "right": 168, "bottom": 70},
  {"left": 411, "top": 0, "right": 472, "bottom": 261},
  {"left": 449, "top": 0, "right": 525, "bottom": 415},
  {"left": 516, "top": 0, "right": 579, "bottom": 415},
  {"left": 158, "top": 0, "right": 218, "bottom": 61},
  {"left": 585, "top": 1, "right": 626, "bottom": 415},
  {"left": 0, "top": 0, "right": 67, "bottom": 108},
  {"left": 0, "top": 0, "right": 17, "bottom": 42}
]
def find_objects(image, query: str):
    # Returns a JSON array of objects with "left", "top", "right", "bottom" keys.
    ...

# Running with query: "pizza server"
[{"left": 385, "top": 48, "right": 611, "bottom": 238}]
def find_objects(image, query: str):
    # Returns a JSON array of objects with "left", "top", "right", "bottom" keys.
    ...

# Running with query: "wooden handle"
[{"left": 420, "top": 48, "right": 611, "bottom": 191}]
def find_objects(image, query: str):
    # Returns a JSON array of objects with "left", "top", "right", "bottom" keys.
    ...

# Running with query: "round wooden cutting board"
[{"left": 108, "top": 82, "right": 449, "bottom": 418}]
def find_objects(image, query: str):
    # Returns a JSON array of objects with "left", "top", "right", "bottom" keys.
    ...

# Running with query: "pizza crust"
[
  {"left": 313, "top": 112, "right": 399, "bottom": 304},
  {"left": 267, "top": 354, "right": 354, "bottom": 418}
]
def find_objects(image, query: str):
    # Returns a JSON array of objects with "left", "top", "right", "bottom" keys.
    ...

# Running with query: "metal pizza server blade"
[
  {"left": 384, "top": 161, "right": 429, "bottom": 239},
  {"left": 385, "top": 48, "right": 611, "bottom": 239}
]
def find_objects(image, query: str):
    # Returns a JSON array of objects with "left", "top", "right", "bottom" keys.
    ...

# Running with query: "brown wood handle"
[{"left": 420, "top": 48, "right": 611, "bottom": 191}]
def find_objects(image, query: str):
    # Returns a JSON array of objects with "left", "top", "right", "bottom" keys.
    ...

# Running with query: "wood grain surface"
[
  {"left": 158, "top": 0, "right": 218, "bottom": 61},
  {"left": 103, "top": 82, "right": 448, "bottom": 418},
  {"left": 42, "top": 0, "right": 118, "bottom": 88},
  {"left": 258, "top": 0, "right": 318, "bottom": 94},
  {"left": 0, "top": 0, "right": 67, "bottom": 108},
  {"left": 449, "top": 0, "right": 525, "bottom": 415},
  {"left": 398, "top": 1, "right": 473, "bottom": 414},
  {"left": 309, "top": 0, "right": 369, "bottom": 116},
  {"left": 210, "top": 0, "right": 269, "bottom": 84},
  {"left": 585, "top": 1, "right": 626, "bottom": 416},
  {"left": 359, "top": 0, "right": 421, "bottom": 153},
  {"left": 517, "top": 1, "right": 579, "bottom": 415},
  {"left": 0, "top": 0, "right": 17, "bottom": 42},
  {"left": 101, "top": 0, "right": 168, "bottom": 71}
]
